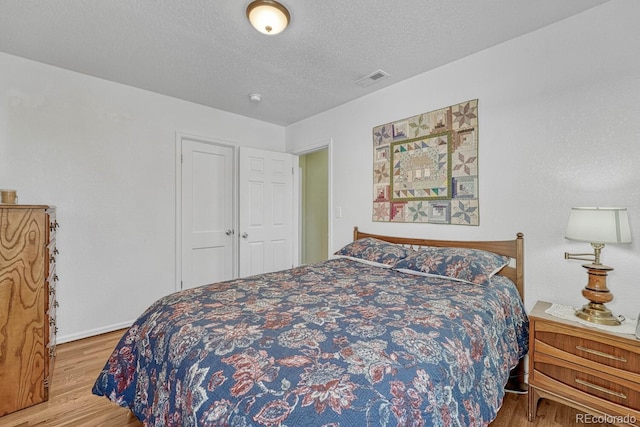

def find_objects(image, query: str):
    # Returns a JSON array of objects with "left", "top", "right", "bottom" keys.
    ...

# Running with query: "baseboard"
[{"left": 57, "top": 320, "right": 134, "bottom": 344}]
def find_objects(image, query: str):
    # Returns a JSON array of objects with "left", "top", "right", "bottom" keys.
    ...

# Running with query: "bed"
[{"left": 93, "top": 228, "right": 528, "bottom": 426}]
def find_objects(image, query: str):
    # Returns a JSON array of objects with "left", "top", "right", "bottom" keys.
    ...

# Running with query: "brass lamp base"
[
  {"left": 575, "top": 302, "right": 622, "bottom": 326},
  {"left": 575, "top": 263, "right": 623, "bottom": 326}
]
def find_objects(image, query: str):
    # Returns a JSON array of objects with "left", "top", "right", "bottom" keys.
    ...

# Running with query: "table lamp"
[{"left": 564, "top": 207, "right": 631, "bottom": 325}]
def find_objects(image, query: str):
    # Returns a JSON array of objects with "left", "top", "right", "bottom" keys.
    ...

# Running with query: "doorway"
[{"left": 299, "top": 148, "right": 329, "bottom": 264}]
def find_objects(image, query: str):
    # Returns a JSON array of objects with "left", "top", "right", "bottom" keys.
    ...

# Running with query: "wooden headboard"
[{"left": 353, "top": 227, "right": 525, "bottom": 301}]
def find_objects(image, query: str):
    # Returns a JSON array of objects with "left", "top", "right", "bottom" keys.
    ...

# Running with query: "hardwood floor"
[
  {"left": 0, "top": 330, "right": 141, "bottom": 427},
  {"left": 0, "top": 329, "right": 614, "bottom": 427}
]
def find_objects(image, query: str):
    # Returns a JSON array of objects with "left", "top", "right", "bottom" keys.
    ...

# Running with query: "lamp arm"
[
  {"left": 564, "top": 252, "right": 596, "bottom": 262},
  {"left": 564, "top": 242, "right": 605, "bottom": 265}
]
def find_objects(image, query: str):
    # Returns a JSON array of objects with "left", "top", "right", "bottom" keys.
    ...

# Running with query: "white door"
[
  {"left": 239, "top": 147, "right": 294, "bottom": 277},
  {"left": 181, "top": 139, "right": 235, "bottom": 289}
]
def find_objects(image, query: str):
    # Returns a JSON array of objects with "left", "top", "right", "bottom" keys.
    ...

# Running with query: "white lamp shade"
[
  {"left": 565, "top": 207, "right": 632, "bottom": 244},
  {"left": 247, "top": 1, "right": 290, "bottom": 35}
]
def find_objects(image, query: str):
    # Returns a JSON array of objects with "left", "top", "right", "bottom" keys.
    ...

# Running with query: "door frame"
[
  {"left": 290, "top": 138, "right": 333, "bottom": 264},
  {"left": 175, "top": 132, "right": 238, "bottom": 291}
]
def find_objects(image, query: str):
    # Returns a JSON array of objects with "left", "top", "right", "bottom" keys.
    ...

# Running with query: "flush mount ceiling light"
[{"left": 246, "top": 0, "right": 290, "bottom": 35}]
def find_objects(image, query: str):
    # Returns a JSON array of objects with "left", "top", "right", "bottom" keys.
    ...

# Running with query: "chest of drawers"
[
  {"left": 0, "top": 205, "right": 58, "bottom": 416},
  {"left": 528, "top": 301, "right": 640, "bottom": 425}
]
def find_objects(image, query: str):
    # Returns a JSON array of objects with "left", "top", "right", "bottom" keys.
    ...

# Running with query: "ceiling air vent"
[{"left": 355, "top": 69, "right": 390, "bottom": 88}]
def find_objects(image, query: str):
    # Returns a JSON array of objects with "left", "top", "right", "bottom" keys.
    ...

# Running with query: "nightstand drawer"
[
  {"left": 535, "top": 359, "right": 640, "bottom": 409},
  {"left": 536, "top": 329, "right": 640, "bottom": 374}
]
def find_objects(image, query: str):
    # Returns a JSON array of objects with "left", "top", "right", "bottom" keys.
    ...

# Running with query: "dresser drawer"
[
  {"left": 47, "top": 209, "right": 57, "bottom": 230},
  {"left": 47, "top": 237, "right": 58, "bottom": 261},
  {"left": 536, "top": 329, "right": 640, "bottom": 374},
  {"left": 48, "top": 313, "right": 57, "bottom": 353},
  {"left": 47, "top": 263, "right": 58, "bottom": 286}
]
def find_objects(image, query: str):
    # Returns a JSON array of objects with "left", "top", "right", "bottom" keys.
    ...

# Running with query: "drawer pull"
[
  {"left": 575, "top": 378, "right": 627, "bottom": 399},
  {"left": 575, "top": 345, "right": 627, "bottom": 362}
]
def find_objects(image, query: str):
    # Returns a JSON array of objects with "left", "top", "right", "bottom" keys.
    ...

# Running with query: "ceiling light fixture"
[
  {"left": 249, "top": 93, "right": 262, "bottom": 102},
  {"left": 246, "top": 0, "right": 290, "bottom": 35}
]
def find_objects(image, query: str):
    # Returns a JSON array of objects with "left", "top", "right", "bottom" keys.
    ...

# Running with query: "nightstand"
[{"left": 528, "top": 301, "right": 640, "bottom": 425}]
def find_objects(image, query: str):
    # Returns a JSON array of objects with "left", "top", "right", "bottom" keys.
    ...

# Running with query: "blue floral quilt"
[{"left": 93, "top": 258, "right": 528, "bottom": 426}]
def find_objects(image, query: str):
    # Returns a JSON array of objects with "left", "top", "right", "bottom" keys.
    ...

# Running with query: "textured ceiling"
[{"left": 0, "top": 0, "right": 609, "bottom": 126}]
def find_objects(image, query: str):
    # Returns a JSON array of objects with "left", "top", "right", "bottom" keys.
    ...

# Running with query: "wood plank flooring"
[{"left": 0, "top": 329, "right": 613, "bottom": 426}]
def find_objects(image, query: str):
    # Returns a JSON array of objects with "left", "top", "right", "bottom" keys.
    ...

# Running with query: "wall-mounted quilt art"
[{"left": 373, "top": 99, "right": 479, "bottom": 225}]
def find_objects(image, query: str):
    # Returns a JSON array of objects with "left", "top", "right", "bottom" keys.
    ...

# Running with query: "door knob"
[
  {"left": 241, "top": 232, "right": 248, "bottom": 239},
  {"left": 225, "top": 229, "right": 234, "bottom": 236}
]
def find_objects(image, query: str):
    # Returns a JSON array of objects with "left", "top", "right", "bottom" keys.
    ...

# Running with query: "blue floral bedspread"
[{"left": 93, "top": 258, "right": 528, "bottom": 426}]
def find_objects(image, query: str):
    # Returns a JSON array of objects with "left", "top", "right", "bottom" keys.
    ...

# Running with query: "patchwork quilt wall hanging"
[{"left": 373, "top": 99, "right": 479, "bottom": 225}]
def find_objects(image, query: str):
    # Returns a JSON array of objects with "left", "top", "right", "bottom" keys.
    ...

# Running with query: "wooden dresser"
[
  {"left": 0, "top": 205, "right": 58, "bottom": 416},
  {"left": 528, "top": 301, "right": 640, "bottom": 425}
]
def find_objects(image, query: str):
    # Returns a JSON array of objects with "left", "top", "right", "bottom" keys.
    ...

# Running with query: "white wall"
[
  {"left": 0, "top": 52, "right": 285, "bottom": 342},
  {"left": 2, "top": 0, "right": 638, "bottom": 342},
  {"left": 286, "top": 0, "right": 640, "bottom": 318}
]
